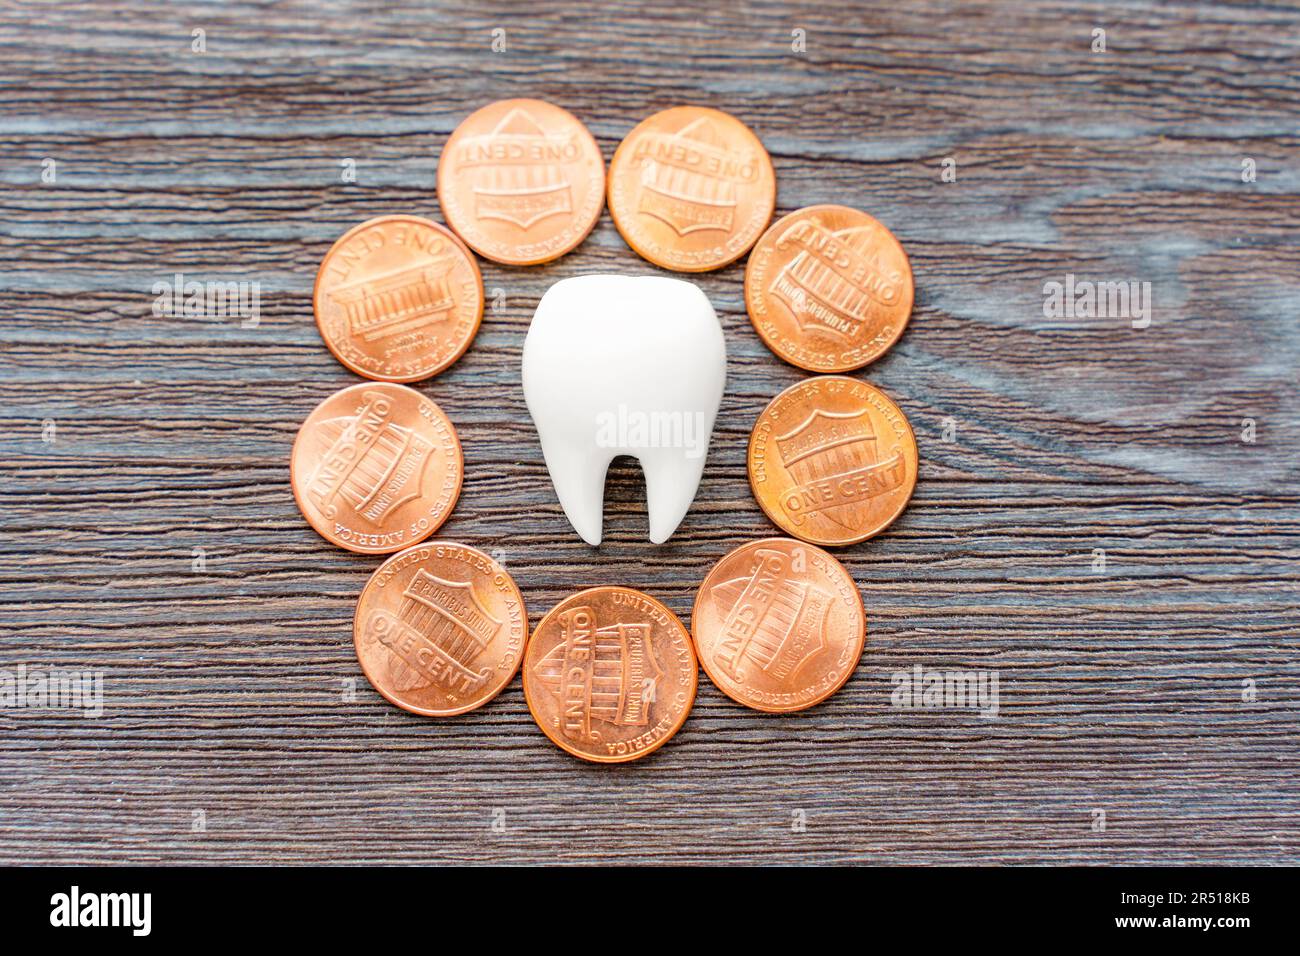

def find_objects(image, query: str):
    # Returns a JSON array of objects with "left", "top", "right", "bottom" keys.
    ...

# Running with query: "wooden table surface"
[{"left": 2, "top": 0, "right": 1297, "bottom": 865}]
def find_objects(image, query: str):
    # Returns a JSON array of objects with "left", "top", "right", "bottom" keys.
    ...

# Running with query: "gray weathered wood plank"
[{"left": 0, "top": 0, "right": 1297, "bottom": 864}]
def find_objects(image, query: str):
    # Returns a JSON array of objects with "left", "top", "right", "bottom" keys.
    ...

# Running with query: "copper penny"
[
  {"left": 437, "top": 98, "right": 605, "bottom": 265},
  {"left": 692, "top": 537, "right": 866, "bottom": 713},
  {"left": 745, "top": 204, "right": 913, "bottom": 371},
  {"left": 290, "top": 382, "right": 463, "bottom": 554},
  {"left": 354, "top": 541, "right": 527, "bottom": 716},
  {"left": 313, "top": 215, "right": 484, "bottom": 382},
  {"left": 522, "top": 586, "right": 697, "bottom": 764},
  {"left": 748, "top": 376, "right": 918, "bottom": 546},
  {"left": 607, "top": 106, "right": 775, "bottom": 272}
]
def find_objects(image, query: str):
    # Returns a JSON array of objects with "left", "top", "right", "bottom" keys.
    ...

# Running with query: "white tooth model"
[{"left": 522, "top": 275, "right": 727, "bottom": 546}]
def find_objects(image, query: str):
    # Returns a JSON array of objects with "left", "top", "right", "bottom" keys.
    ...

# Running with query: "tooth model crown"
[{"left": 522, "top": 274, "right": 727, "bottom": 545}]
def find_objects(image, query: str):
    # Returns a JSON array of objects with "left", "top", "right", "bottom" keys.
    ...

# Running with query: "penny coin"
[
  {"left": 437, "top": 98, "right": 605, "bottom": 265},
  {"left": 692, "top": 537, "right": 866, "bottom": 713},
  {"left": 354, "top": 541, "right": 527, "bottom": 716},
  {"left": 748, "top": 376, "right": 918, "bottom": 546},
  {"left": 313, "top": 215, "right": 484, "bottom": 382},
  {"left": 745, "top": 204, "right": 913, "bottom": 371},
  {"left": 607, "top": 106, "right": 775, "bottom": 272},
  {"left": 290, "top": 382, "right": 463, "bottom": 554},
  {"left": 522, "top": 586, "right": 698, "bottom": 764}
]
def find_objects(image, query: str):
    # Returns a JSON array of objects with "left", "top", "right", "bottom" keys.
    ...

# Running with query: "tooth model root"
[{"left": 522, "top": 275, "right": 727, "bottom": 546}]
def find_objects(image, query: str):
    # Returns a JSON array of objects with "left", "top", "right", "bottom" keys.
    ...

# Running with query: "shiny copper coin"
[
  {"left": 313, "top": 215, "right": 484, "bottom": 382},
  {"left": 607, "top": 106, "right": 775, "bottom": 272},
  {"left": 437, "top": 98, "right": 605, "bottom": 265},
  {"left": 745, "top": 204, "right": 913, "bottom": 371},
  {"left": 522, "top": 586, "right": 697, "bottom": 764},
  {"left": 290, "top": 382, "right": 463, "bottom": 554},
  {"left": 692, "top": 537, "right": 866, "bottom": 713},
  {"left": 748, "top": 376, "right": 918, "bottom": 546},
  {"left": 354, "top": 541, "right": 527, "bottom": 716}
]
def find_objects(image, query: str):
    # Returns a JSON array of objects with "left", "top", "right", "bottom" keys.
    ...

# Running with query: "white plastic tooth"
[{"left": 522, "top": 275, "right": 727, "bottom": 546}]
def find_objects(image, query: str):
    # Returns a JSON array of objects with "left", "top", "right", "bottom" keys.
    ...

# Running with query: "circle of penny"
[
  {"left": 437, "top": 98, "right": 605, "bottom": 265},
  {"left": 522, "top": 586, "right": 698, "bottom": 764},
  {"left": 290, "top": 382, "right": 463, "bottom": 555},
  {"left": 313, "top": 215, "right": 484, "bottom": 383},
  {"left": 747, "top": 376, "right": 918, "bottom": 547},
  {"left": 607, "top": 106, "right": 776, "bottom": 273},
  {"left": 353, "top": 541, "right": 527, "bottom": 717},
  {"left": 691, "top": 537, "right": 866, "bottom": 713},
  {"left": 745, "top": 204, "right": 914, "bottom": 372}
]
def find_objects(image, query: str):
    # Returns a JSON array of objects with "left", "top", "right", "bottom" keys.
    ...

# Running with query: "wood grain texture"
[{"left": 1, "top": 0, "right": 1298, "bottom": 865}]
